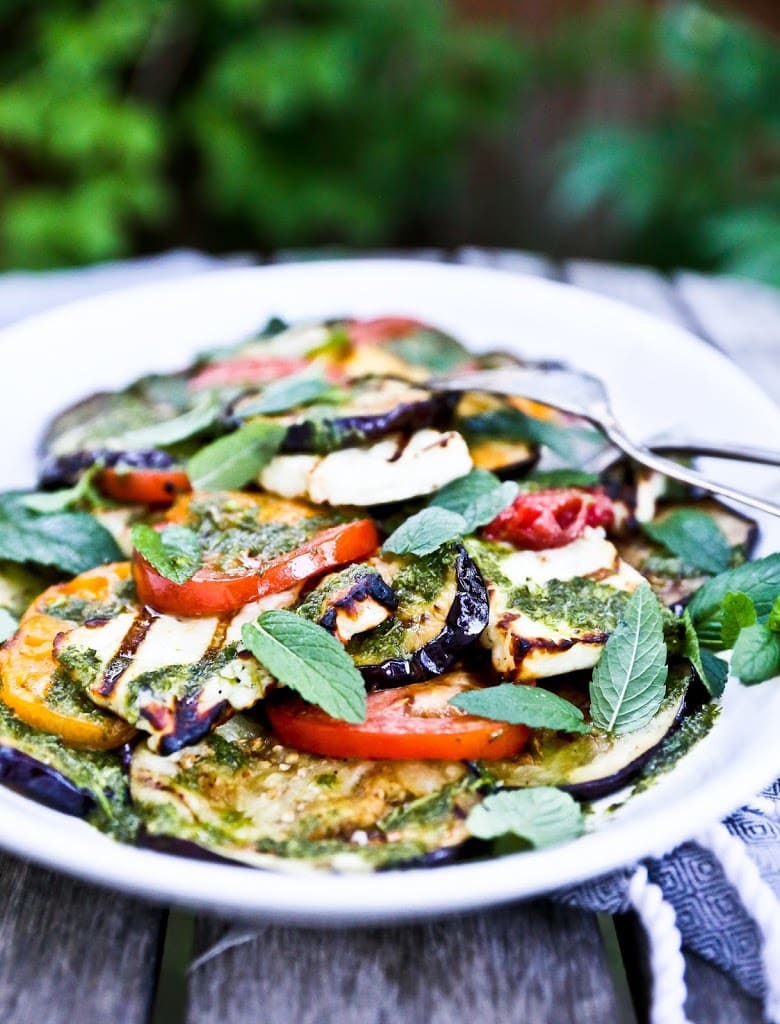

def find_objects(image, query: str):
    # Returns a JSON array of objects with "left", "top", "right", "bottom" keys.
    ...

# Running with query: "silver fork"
[{"left": 429, "top": 366, "right": 780, "bottom": 518}]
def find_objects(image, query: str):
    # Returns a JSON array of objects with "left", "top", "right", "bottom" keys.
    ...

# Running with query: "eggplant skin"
[
  {"left": 361, "top": 547, "right": 490, "bottom": 690},
  {"left": 0, "top": 745, "right": 94, "bottom": 817},
  {"left": 39, "top": 447, "right": 178, "bottom": 489},
  {"left": 280, "top": 389, "right": 461, "bottom": 455}
]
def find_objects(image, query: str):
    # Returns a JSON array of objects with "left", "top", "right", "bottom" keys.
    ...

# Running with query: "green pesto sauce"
[
  {"left": 632, "top": 701, "right": 720, "bottom": 796},
  {"left": 44, "top": 664, "right": 119, "bottom": 729},
  {"left": 296, "top": 563, "right": 378, "bottom": 623},
  {"left": 464, "top": 538, "right": 512, "bottom": 589},
  {"left": 123, "top": 644, "right": 241, "bottom": 721},
  {"left": 182, "top": 496, "right": 339, "bottom": 573},
  {"left": 346, "top": 547, "right": 455, "bottom": 666},
  {"left": 0, "top": 696, "right": 138, "bottom": 840},
  {"left": 45, "top": 577, "right": 137, "bottom": 624},
  {"left": 508, "top": 577, "right": 631, "bottom": 634}
]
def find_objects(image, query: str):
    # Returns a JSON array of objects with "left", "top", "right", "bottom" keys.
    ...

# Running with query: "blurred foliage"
[
  {"left": 547, "top": 3, "right": 780, "bottom": 286},
  {"left": 0, "top": 0, "right": 523, "bottom": 268}
]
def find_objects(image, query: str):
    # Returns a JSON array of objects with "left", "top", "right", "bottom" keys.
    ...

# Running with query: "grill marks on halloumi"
[
  {"left": 54, "top": 590, "right": 296, "bottom": 754},
  {"left": 467, "top": 530, "right": 645, "bottom": 681}
]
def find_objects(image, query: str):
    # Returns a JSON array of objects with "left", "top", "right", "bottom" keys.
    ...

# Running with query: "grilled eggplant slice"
[
  {"left": 130, "top": 715, "right": 479, "bottom": 871},
  {"left": 0, "top": 695, "right": 137, "bottom": 836},
  {"left": 616, "top": 498, "right": 759, "bottom": 607},
  {"left": 296, "top": 564, "right": 398, "bottom": 643},
  {"left": 466, "top": 532, "right": 644, "bottom": 680},
  {"left": 483, "top": 663, "right": 690, "bottom": 799},
  {"left": 260, "top": 429, "right": 473, "bottom": 507},
  {"left": 347, "top": 545, "right": 489, "bottom": 689}
]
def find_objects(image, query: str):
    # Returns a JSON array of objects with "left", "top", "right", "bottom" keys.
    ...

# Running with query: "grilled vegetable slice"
[
  {"left": 296, "top": 564, "right": 398, "bottom": 643},
  {"left": 483, "top": 663, "right": 690, "bottom": 799},
  {"left": 0, "top": 563, "right": 138, "bottom": 749},
  {"left": 130, "top": 714, "right": 481, "bottom": 871},
  {"left": 233, "top": 376, "right": 460, "bottom": 455},
  {"left": 268, "top": 672, "right": 530, "bottom": 761},
  {"left": 346, "top": 318, "right": 472, "bottom": 374},
  {"left": 260, "top": 429, "right": 473, "bottom": 506},
  {"left": 0, "top": 696, "right": 137, "bottom": 836},
  {"left": 53, "top": 589, "right": 294, "bottom": 755},
  {"left": 466, "top": 532, "right": 644, "bottom": 680},
  {"left": 616, "top": 498, "right": 758, "bottom": 606},
  {"left": 347, "top": 545, "right": 489, "bottom": 689}
]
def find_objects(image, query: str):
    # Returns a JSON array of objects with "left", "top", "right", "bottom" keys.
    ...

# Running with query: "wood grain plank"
[
  {"left": 0, "top": 853, "right": 164, "bottom": 1024},
  {"left": 186, "top": 903, "right": 622, "bottom": 1024}
]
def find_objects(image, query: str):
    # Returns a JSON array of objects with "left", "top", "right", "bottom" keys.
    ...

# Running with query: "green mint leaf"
[
  {"left": 236, "top": 371, "right": 333, "bottom": 417},
  {"left": 720, "top": 592, "right": 758, "bottom": 648},
  {"left": 589, "top": 582, "right": 668, "bottom": 734},
  {"left": 121, "top": 397, "right": 221, "bottom": 449},
  {"left": 461, "top": 408, "right": 589, "bottom": 461},
  {"left": 383, "top": 507, "right": 466, "bottom": 557},
  {"left": 465, "top": 788, "right": 584, "bottom": 848},
  {"left": 187, "top": 421, "right": 286, "bottom": 491},
  {"left": 242, "top": 610, "right": 366, "bottom": 723},
  {"left": 131, "top": 524, "right": 202, "bottom": 584},
  {"left": 429, "top": 470, "right": 518, "bottom": 532},
  {"left": 450, "top": 683, "right": 590, "bottom": 734},
  {"left": 21, "top": 464, "right": 104, "bottom": 514},
  {"left": 687, "top": 554, "right": 780, "bottom": 648},
  {"left": 682, "top": 610, "right": 727, "bottom": 697},
  {"left": 731, "top": 623, "right": 780, "bottom": 685},
  {"left": 767, "top": 596, "right": 780, "bottom": 634},
  {"left": 0, "top": 501, "right": 123, "bottom": 576},
  {"left": 525, "top": 469, "right": 600, "bottom": 489},
  {"left": 642, "top": 509, "right": 731, "bottom": 575},
  {"left": 0, "top": 608, "right": 18, "bottom": 644}
]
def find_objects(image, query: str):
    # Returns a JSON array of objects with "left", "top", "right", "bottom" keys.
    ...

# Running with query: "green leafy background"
[{"left": 0, "top": 1, "right": 777, "bottom": 285}]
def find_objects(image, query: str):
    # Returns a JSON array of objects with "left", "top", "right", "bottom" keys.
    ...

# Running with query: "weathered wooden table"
[{"left": 1, "top": 250, "right": 777, "bottom": 1024}]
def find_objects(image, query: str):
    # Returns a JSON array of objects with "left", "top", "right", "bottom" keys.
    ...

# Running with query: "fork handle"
[
  {"left": 648, "top": 441, "right": 780, "bottom": 467},
  {"left": 601, "top": 421, "right": 780, "bottom": 518}
]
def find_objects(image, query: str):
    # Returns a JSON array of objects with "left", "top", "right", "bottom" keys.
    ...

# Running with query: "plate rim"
[{"left": 0, "top": 257, "right": 778, "bottom": 925}]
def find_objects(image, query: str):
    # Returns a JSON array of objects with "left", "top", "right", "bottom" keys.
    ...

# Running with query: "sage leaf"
[
  {"left": 589, "top": 582, "right": 668, "bottom": 734},
  {"left": 383, "top": 507, "right": 466, "bottom": 557},
  {"left": 682, "top": 610, "right": 727, "bottom": 697},
  {"left": 0, "top": 498, "right": 122, "bottom": 576},
  {"left": 642, "top": 509, "right": 731, "bottom": 575},
  {"left": 687, "top": 554, "right": 780, "bottom": 648},
  {"left": 188, "top": 421, "right": 286, "bottom": 491},
  {"left": 466, "top": 788, "right": 584, "bottom": 848},
  {"left": 121, "top": 397, "right": 221, "bottom": 448},
  {"left": 731, "top": 623, "right": 780, "bottom": 685},
  {"left": 720, "top": 592, "right": 757, "bottom": 648},
  {"left": 131, "top": 524, "right": 202, "bottom": 584},
  {"left": 450, "top": 684, "right": 590, "bottom": 734},
  {"left": 242, "top": 610, "right": 366, "bottom": 723},
  {"left": 236, "top": 371, "right": 333, "bottom": 417}
]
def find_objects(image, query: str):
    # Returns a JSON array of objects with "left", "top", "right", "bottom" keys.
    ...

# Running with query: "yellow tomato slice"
[{"left": 0, "top": 563, "right": 136, "bottom": 750}]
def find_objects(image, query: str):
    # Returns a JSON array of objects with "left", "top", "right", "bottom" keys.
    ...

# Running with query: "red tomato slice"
[
  {"left": 346, "top": 317, "right": 428, "bottom": 346},
  {"left": 98, "top": 468, "right": 191, "bottom": 506},
  {"left": 267, "top": 675, "right": 530, "bottom": 761},
  {"left": 483, "top": 488, "right": 615, "bottom": 550},
  {"left": 188, "top": 356, "right": 309, "bottom": 391},
  {"left": 133, "top": 518, "right": 380, "bottom": 616}
]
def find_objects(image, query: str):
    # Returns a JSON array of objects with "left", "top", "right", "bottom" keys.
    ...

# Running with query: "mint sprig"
[
  {"left": 589, "top": 582, "right": 668, "bottom": 735},
  {"left": 235, "top": 370, "right": 334, "bottom": 417},
  {"left": 687, "top": 553, "right": 780, "bottom": 648},
  {"left": 466, "top": 788, "right": 584, "bottom": 848},
  {"left": 449, "top": 683, "right": 590, "bottom": 734},
  {"left": 242, "top": 610, "right": 366, "bottom": 723},
  {"left": 187, "top": 421, "right": 286, "bottom": 491},
  {"left": 642, "top": 509, "right": 731, "bottom": 575},
  {"left": 121, "top": 397, "right": 221, "bottom": 448},
  {"left": 131, "top": 523, "right": 202, "bottom": 584},
  {"left": 682, "top": 610, "right": 727, "bottom": 697}
]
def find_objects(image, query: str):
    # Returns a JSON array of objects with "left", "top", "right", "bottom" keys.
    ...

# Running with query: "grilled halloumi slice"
[
  {"left": 54, "top": 589, "right": 296, "bottom": 754},
  {"left": 259, "top": 428, "right": 473, "bottom": 506},
  {"left": 466, "top": 529, "right": 644, "bottom": 680}
]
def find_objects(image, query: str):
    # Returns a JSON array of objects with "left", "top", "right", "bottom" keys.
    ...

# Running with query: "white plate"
[{"left": 0, "top": 260, "right": 778, "bottom": 925}]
